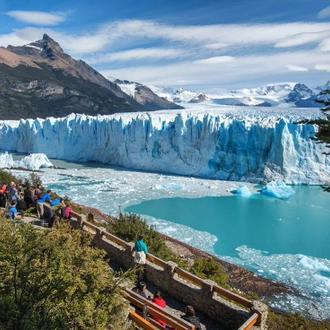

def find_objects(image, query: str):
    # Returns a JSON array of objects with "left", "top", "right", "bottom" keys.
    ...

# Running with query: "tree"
[
  {"left": 313, "top": 89, "right": 330, "bottom": 150},
  {"left": 0, "top": 219, "right": 134, "bottom": 330},
  {"left": 313, "top": 89, "right": 330, "bottom": 192}
]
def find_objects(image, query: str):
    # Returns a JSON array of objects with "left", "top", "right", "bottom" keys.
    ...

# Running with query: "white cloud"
[
  {"left": 318, "top": 38, "right": 330, "bottom": 51},
  {"left": 315, "top": 64, "right": 330, "bottom": 72},
  {"left": 286, "top": 65, "right": 308, "bottom": 72},
  {"left": 101, "top": 50, "right": 330, "bottom": 88},
  {"left": 317, "top": 6, "right": 330, "bottom": 19},
  {"left": 5, "top": 11, "right": 67, "bottom": 26},
  {"left": 0, "top": 18, "right": 329, "bottom": 89},
  {"left": 87, "top": 48, "right": 184, "bottom": 63},
  {"left": 194, "top": 56, "right": 234, "bottom": 64},
  {"left": 204, "top": 42, "right": 228, "bottom": 50},
  {"left": 275, "top": 30, "right": 330, "bottom": 48}
]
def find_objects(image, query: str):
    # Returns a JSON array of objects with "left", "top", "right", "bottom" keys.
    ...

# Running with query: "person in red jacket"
[{"left": 151, "top": 291, "right": 166, "bottom": 326}]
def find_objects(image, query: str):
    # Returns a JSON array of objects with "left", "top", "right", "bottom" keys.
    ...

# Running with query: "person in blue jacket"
[
  {"left": 36, "top": 189, "right": 52, "bottom": 219},
  {"left": 134, "top": 234, "right": 148, "bottom": 280},
  {"left": 8, "top": 200, "right": 21, "bottom": 221},
  {"left": 37, "top": 190, "right": 52, "bottom": 203}
]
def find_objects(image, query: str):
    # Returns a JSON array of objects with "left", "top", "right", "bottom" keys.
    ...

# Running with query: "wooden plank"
[
  {"left": 147, "top": 254, "right": 166, "bottom": 268},
  {"left": 129, "top": 310, "right": 158, "bottom": 330},
  {"left": 102, "top": 230, "right": 127, "bottom": 248},
  {"left": 81, "top": 220, "right": 98, "bottom": 232},
  {"left": 124, "top": 289, "right": 194, "bottom": 330},
  {"left": 213, "top": 284, "right": 253, "bottom": 308},
  {"left": 174, "top": 267, "right": 203, "bottom": 286},
  {"left": 147, "top": 306, "right": 194, "bottom": 330},
  {"left": 238, "top": 313, "right": 259, "bottom": 330}
]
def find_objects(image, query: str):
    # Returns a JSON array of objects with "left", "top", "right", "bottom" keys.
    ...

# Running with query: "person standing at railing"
[{"left": 134, "top": 234, "right": 148, "bottom": 280}]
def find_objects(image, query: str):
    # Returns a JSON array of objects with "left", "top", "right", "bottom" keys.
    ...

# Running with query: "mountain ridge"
[{"left": 0, "top": 34, "right": 182, "bottom": 120}]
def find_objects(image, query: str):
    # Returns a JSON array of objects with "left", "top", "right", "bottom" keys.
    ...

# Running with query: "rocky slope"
[{"left": 0, "top": 34, "right": 181, "bottom": 120}]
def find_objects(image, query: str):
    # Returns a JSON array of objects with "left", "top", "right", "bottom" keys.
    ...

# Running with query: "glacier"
[{"left": 0, "top": 104, "right": 329, "bottom": 184}]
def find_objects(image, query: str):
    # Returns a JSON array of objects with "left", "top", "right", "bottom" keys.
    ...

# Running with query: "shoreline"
[{"left": 77, "top": 203, "right": 294, "bottom": 302}]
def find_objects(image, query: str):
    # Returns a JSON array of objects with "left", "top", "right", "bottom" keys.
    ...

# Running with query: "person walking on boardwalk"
[{"left": 134, "top": 234, "right": 148, "bottom": 280}]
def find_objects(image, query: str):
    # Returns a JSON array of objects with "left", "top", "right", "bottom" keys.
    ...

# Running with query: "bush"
[
  {"left": 190, "top": 257, "right": 229, "bottom": 288},
  {"left": 0, "top": 169, "right": 19, "bottom": 185},
  {"left": 267, "top": 311, "right": 330, "bottom": 330},
  {"left": 106, "top": 212, "right": 188, "bottom": 267},
  {"left": 0, "top": 218, "right": 135, "bottom": 330}
]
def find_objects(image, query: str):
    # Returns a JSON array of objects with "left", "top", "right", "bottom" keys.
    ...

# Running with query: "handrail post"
[
  {"left": 164, "top": 261, "right": 177, "bottom": 291},
  {"left": 95, "top": 227, "right": 104, "bottom": 243},
  {"left": 201, "top": 279, "right": 215, "bottom": 299},
  {"left": 126, "top": 242, "right": 136, "bottom": 269},
  {"left": 251, "top": 301, "right": 268, "bottom": 329}
]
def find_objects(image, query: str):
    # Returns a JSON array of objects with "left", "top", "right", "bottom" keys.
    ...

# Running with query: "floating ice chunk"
[
  {"left": 16, "top": 153, "right": 54, "bottom": 170},
  {"left": 153, "top": 183, "right": 184, "bottom": 190},
  {"left": 261, "top": 180, "right": 295, "bottom": 199},
  {"left": 313, "top": 274, "right": 330, "bottom": 290},
  {"left": 0, "top": 152, "right": 15, "bottom": 168},
  {"left": 297, "top": 255, "right": 330, "bottom": 271},
  {"left": 231, "top": 184, "right": 252, "bottom": 197}
]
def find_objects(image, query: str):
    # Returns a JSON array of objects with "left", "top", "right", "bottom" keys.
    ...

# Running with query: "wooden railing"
[
  {"left": 213, "top": 284, "right": 253, "bottom": 308},
  {"left": 238, "top": 313, "right": 259, "bottom": 330},
  {"left": 124, "top": 288, "right": 195, "bottom": 330},
  {"left": 45, "top": 206, "right": 267, "bottom": 329}
]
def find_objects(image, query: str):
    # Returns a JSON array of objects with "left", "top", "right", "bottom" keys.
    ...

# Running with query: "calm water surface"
[{"left": 126, "top": 186, "right": 330, "bottom": 259}]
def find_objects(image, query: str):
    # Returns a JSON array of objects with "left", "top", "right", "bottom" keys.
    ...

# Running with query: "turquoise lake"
[{"left": 126, "top": 185, "right": 330, "bottom": 259}]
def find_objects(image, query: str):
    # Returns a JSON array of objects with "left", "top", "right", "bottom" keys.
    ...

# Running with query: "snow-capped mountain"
[
  {"left": 149, "top": 86, "right": 208, "bottom": 104},
  {"left": 151, "top": 82, "right": 327, "bottom": 108}
]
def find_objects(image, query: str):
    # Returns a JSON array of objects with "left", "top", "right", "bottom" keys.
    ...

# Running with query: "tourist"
[
  {"left": 134, "top": 234, "right": 148, "bottom": 280},
  {"left": 64, "top": 201, "right": 72, "bottom": 219},
  {"left": 7, "top": 182, "right": 19, "bottom": 202},
  {"left": 8, "top": 200, "right": 21, "bottom": 221},
  {"left": 181, "top": 305, "right": 201, "bottom": 330},
  {"left": 151, "top": 291, "right": 167, "bottom": 326},
  {"left": 24, "top": 185, "right": 35, "bottom": 209},
  {"left": 33, "top": 184, "right": 42, "bottom": 200},
  {"left": 0, "top": 183, "right": 7, "bottom": 208},
  {"left": 36, "top": 189, "right": 52, "bottom": 218},
  {"left": 132, "top": 281, "right": 148, "bottom": 299}
]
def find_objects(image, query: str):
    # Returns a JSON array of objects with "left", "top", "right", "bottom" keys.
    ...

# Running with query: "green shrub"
[
  {"left": 190, "top": 257, "right": 229, "bottom": 288},
  {"left": 0, "top": 169, "right": 19, "bottom": 185},
  {"left": 106, "top": 211, "right": 188, "bottom": 267},
  {"left": 267, "top": 311, "right": 330, "bottom": 330},
  {"left": 23, "top": 172, "right": 42, "bottom": 187}
]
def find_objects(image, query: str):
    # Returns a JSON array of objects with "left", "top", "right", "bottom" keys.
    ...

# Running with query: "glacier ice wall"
[{"left": 0, "top": 106, "right": 329, "bottom": 184}]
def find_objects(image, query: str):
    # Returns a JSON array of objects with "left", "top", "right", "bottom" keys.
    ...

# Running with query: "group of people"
[
  {"left": 132, "top": 235, "right": 201, "bottom": 329},
  {"left": 133, "top": 281, "right": 201, "bottom": 329},
  {"left": 0, "top": 181, "right": 73, "bottom": 223}
]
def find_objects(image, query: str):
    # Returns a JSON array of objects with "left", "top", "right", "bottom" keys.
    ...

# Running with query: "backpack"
[
  {"left": 37, "top": 192, "right": 47, "bottom": 200},
  {"left": 60, "top": 206, "right": 67, "bottom": 218},
  {"left": 50, "top": 198, "right": 60, "bottom": 206},
  {"left": 24, "top": 189, "right": 34, "bottom": 201}
]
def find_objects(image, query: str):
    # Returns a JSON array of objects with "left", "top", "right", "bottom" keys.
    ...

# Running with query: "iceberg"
[
  {"left": 0, "top": 151, "right": 15, "bottom": 168},
  {"left": 0, "top": 152, "right": 53, "bottom": 170},
  {"left": 16, "top": 153, "right": 54, "bottom": 170},
  {"left": 0, "top": 105, "right": 329, "bottom": 184},
  {"left": 261, "top": 180, "right": 295, "bottom": 199},
  {"left": 298, "top": 255, "right": 330, "bottom": 272},
  {"left": 231, "top": 184, "right": 252, "bottom": 197}
]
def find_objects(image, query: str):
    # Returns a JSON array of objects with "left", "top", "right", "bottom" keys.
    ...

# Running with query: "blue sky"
[{"left": 0, "top": 0, "right": 329, "bottom": 91}]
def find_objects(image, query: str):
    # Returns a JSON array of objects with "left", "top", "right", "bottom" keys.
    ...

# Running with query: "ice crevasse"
[{"left": 0, "top": 107, "right": 329, "bottom": 184}]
